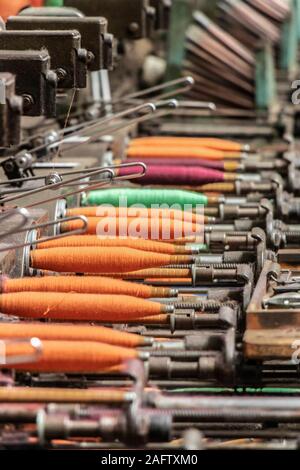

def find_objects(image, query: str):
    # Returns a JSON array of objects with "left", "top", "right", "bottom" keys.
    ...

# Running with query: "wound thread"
[
  {"left": 129, "top": 137, "right": 244, "bottom": 153},
  {"left": 61, "top": 217, "right": 204, "bottom": 239},
  {"left": 36, "top": 235, "right": 193, "bottom": 255},
  {"left": 30, "top": 247, "right": 183, "bottom": 273},
  {"left": 82, "top": 188, "right": 208, "bottom": 208},
  {"left": 4, "top": 340, "right": 138, "bottom": 373},
  {"left": 0, "top": 292, "right": 166, "bottom": 321},
  {"left": 2, "top": 275, "right": 174, "bottom": 298},
  {"left": 0, "top": 322, "right": 148, "bottom": 347}
]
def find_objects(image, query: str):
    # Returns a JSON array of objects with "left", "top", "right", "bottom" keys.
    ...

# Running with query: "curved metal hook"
[
  {"left": 109, "top": 162, "right": 147, "bottom": 181},
  {"left": 0, "top": 214, "right": 88, "bottom": 253},
  {"left": 0, "top": 167, "right": 115, "bottom": 206}
]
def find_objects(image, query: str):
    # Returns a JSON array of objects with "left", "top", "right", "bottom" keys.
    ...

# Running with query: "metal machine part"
[
  {"left": 0, "top": 30, "right": 88, "bottom": 89},
  {"left": 0, "top": 50, "right": 57, "bottom": 117},
  {"left": 63, "top": 0, "right": 156, "bottom": 39},
  {"left": 1, "top": 0, "right": 300, "bottom": 453},
  {"left": 0, "top": 72, "right": 22, "bottom": 148},
  {"left": 7, "top": 16, "right": 114, "bottom": 71}
]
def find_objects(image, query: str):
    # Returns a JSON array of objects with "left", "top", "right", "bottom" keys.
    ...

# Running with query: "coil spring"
[
  {"left": 149, "top": 350, "right": 202, "bottom": 359},
  {"left": 200, "top": 263, "right": 238, "bottom": 269},
  {"left": 166, "top": 264, "right": 192, "bottom": 269},
  {"left": 166, "top": 263, "right": 239, "bottom": 269},
  {"left": 174, "top": 300, "right": 237, "bottom": 312},
  {"left": 284, "top": 231, "right": 300, "bottom": 242}
]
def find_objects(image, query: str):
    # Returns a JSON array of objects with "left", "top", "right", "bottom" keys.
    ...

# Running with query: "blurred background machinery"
[{"left": 0, "top": 0, "right": 300, "bottom": 451}]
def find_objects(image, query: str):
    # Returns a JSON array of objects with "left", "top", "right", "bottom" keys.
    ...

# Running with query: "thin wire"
[
  {"left": 0, "top": 162, "right": 146, "bottom": 190},
  {"left": 30, "top": 102, "right": 154, "bottom": 156},
  {"left": 0, "top": 168, "right": 114, "bottom": 206},
  {"left": 52, "top": 88, "right": 77, "bottom": 166},
  {"left": 56, "top": 105, "right": 156, "bottom": 155}
]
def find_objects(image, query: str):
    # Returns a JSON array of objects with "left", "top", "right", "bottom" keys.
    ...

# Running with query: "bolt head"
[{"left": 129, "top": 22, "right": 140, "bottom": 34}]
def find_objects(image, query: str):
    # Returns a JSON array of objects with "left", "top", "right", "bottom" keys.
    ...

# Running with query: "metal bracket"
[
  {"left": 7, "top": 16, "right": 114, "bottom": 71},
  {"left": 0, "top": 73, "right": 22, "bottom": 149},
  {"left": 0, "top": 30, "right": 88, "bottom": 89},
  {"left": 0, "top": 152, "right": 34, "bottom": 184},
  {"left": 0, "top": 50, "right": 57, "bottom": 117},
  {"left": 150, "top": 0, "right": 171, "bottom": 30},
  {"left": 63, "top": 0, "right": 155, "bottom": 39}
]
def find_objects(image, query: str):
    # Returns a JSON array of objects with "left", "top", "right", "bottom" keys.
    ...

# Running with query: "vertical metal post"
[
  {"left": 166, "top": 0, "right": 198, "bottom": 79},
  {"left": 280, "top": 1, "right": 298, "bottom": 76},
  {"left": 255, "top": 42, "right": 277, "bottom": 111}
]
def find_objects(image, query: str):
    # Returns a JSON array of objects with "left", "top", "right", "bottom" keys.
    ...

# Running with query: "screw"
[
  {"left": 86, "top": 51, "right": 95, "bottom": 64},
  {"left": 129, "top": 22, "right": 140, "bottom": 34},
  {"left": 55, "top": 68, "right": 67, "bottom": 82},
  {"left": 22, "top": 94, "right": 34, "bottom": 110},
  {"left": 4, "top": 161, "right": 14, "bottom": 172},
  {"left": 45, "top": 173, "right": 63, "bottom": 186}
]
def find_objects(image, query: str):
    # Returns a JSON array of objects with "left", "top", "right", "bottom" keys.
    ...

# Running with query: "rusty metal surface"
[
  {"left": 245, "top": 257, "right": 300, "bottom": 358},
  {"left": 244, "top": 328, "right": 300, "bottom": 359}
]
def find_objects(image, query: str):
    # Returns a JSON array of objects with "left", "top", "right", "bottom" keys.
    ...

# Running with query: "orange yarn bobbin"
[
  {"left": 1, "top": 275, "right": 173, "bottom": 298},
  {"left": 36, "top": 235, "right": 191, "bottom": 254},
  {"left": 4, "top": 340, "right": 138, "bottom": 373},
  {"left": 30, "top": 247, "right": 191, "bottom": 273},
  {"left": 0, "top": 292, "right": 168, "bottom": 321},
  {"left": 66, "top": 207, "right": 204, "bottom": 225},
  {"left": 61, "top": 217, "right": 204, "bottom": 240},
  {"left": 0, "top": 322, "right": 148, "bottom": 348},
  {"left": 129, "top": 136, "right": 244, "bottom": 152}
]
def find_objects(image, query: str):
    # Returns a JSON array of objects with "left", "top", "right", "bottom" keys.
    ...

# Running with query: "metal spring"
[
  {"left": 167, "top": 409, "right": 258, "bottom": 420},
  {"left": 149, "top": 350, "right": 202, "bottom": 359},
  {"left": 174, "top": 300, "right": 237, "bottom": 312},
  {"left": 166, "top": 264, "right": 192, "bottom": 269},
  {"left": 201, "top": 263, "right": 239, "bottom": 269},
  {"left": 174, "top": 303, "right": 218, "bottom": 310},
  {"left": 284, "top": 231, "right": 300, "bottom": 242},
  {"left": 166, "top": 263, "right": 239, "bottom": 270}
]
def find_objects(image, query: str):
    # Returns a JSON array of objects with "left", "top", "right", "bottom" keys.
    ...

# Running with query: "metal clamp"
[{"left": 0, "top": 50, "right": 57, "bottom": 117}]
